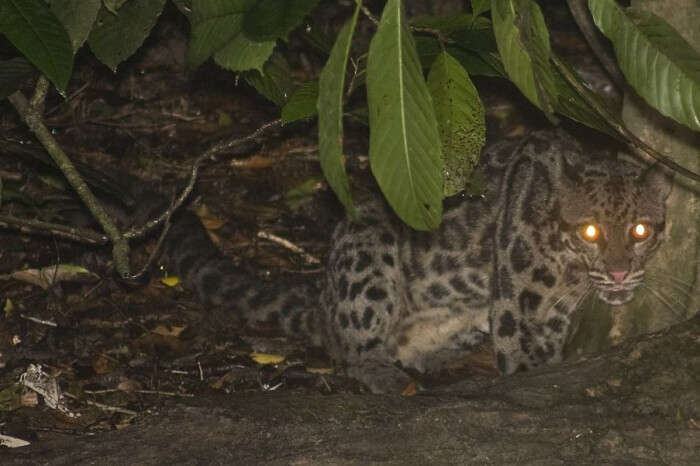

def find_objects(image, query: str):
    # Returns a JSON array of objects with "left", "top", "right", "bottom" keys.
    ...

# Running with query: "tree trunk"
[{"left": 569, "top": 0, "right": 700, "bottom": 357}]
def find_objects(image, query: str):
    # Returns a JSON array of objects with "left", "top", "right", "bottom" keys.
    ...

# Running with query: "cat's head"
[{"left": 558, "top": 158, "right": 673, "bottom": 305}]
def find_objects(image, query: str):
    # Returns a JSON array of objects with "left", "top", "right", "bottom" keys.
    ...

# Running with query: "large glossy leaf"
[
  {"left": 367, "top": 0, "right": 443, "bottom": 230},
  {"left": 243, "top": 0, "right": 319, "bottom": 42},
  {"left": 103, "top": 0, "right": 129, "bottom": 14},
  {"left": 491, "top": 0, "right": 558, "bottom": 118},
  {"left": 317, "top": 3, "right": 361, "bottom": 218},
  {"left": 0, "top": 0, "right": 73, "bottom": 92},
  {"left": 471, "top": 0, "right": 491, "bottom": 16},
  {"left": 242, "top": 53, "right": 294, "bottom": 107},
  {"left": 449, "top": 18, "right": 497, "bottom": 52},
  {"left": 213, "top": 32, "right": 275, "bottom": 73},
  {"left": 454, "top": 49, "right": 505, "bottom": 77},
  {"left": 87, "top": 0, "right": 166, "bottom": 72},
  {"left": 416, "top": 36, "right": 505, "bottom": 77},
  {"left": 51, "top": 0, "right": 101, "bottom": 53},
  {"left": 0, "top": 57, "right": 34, "bottom": 99},
  {"left": 186, "top": 0, "right": 255, "bottom": 69},
  {"left": 428, "top": 51, "right": 486, "bottom": 197},
  {"left": 588, "top": 0, "right": 700, "bottom": 132}
]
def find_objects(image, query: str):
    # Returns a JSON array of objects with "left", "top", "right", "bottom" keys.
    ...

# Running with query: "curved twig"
[
  {"left": 552, "top": 56, "right": 700, "bottom": 182},
  {"left": 124, "top": 119, "right": 284, "bottom": 279},
  {"left": 566, "top": 0, "right": 626, "bottom": 89}
]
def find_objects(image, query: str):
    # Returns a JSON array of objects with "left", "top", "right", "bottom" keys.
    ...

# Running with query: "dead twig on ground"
[{"left": 257, "top": 230, "right": 321, "bottom": 265}]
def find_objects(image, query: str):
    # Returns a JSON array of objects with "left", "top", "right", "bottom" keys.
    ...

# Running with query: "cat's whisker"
[
  {"left": 645, "top": 273, "right": 696, "bottom": 291},
  {"left": 543, "top": 281, "right": 591, "bottom": 317},
  {"left": 667, "top": 276, "right": 698, "bottom": 290},
  {"left": 644, "top": 276, "right": 695, "bottom": 300},
  {"left": 639, "top": 284, "right": 686, "bottom": 321},
  {"left": 572, "top": 284, "right": 594, "bottom": 311},
  {"left": 667, "top": 277, "right": 696, "bottom": 291}
]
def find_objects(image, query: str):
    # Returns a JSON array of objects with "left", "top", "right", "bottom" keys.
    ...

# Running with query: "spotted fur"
[{"left": 160, "top": 129, "right": 672, "bottom": 393}]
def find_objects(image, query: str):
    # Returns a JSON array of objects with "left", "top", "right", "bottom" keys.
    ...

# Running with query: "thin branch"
[
  {"left": 204, "top": 119, "right": 282, "bottom": 159},
  {"left": 552, "top": 56, "right": 700, "bottom": 182},
  {"left": 566, "top": 0, "right": 626, "bottom": 89},
  {"left": 356, "top": 1, "right": 379, "bottom": 26},
  {"left": 124, "top": 119, "right": 284, "bottom": 279},
  {"left": 6, "top": 74, "right": 283, "bottom": 283},
  {"left": 257, "top": 230, "right": 321, "bottom": 265},
  {"left": 8, "top": 77, "right": 131, "bottom": 275},
  {"left": 0, "top": 214, "right": 108, "bottom": 245},
  {"left": 64, "top": 392, "right": 138, "bottom": 416},
  {"left": 125, "top": 119, "right": 282, "bottom": 240},
  {"left": 410, "top": 26, "right": 454, "bottom": 46}
]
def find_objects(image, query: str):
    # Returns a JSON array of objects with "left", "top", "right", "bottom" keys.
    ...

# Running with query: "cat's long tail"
[{"left": 161, "top": 210, "right": 322, "bottom": 344}]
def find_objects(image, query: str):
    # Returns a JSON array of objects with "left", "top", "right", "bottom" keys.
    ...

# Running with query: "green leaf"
[
  {"left": 0, "top": 57, "right": 35, "bottom": 99},
  {"left": 103, "top": 0, "right": 129, "bottom": 15},
  {"left": 283, "top": 176, "right": 323, "bottom": 211},
  {"left": 367, "top": 0, "right": 443, "bottom": 230},
  {"left": 411, "top": 14, "right": 495, "bottom": 51},
  {"left": 415, "top": 36, "right": 442, "bottom": 68},
  {"left": 317, "top": 3, "right": 361, "bottom": 218},
  {"left": 0, "top": 0, "right": 73, "bottom": 92},
  {"left": 243, "top": 53, "right": 294, "bottom": 107},
  {"left": 471, "top": 0, "right": 491, "bottom": 16},
  {"left": 171, "top": 0, "right": 192, "bottom": 18},
  {"left": 454, "top": 49, "right": 505, "bottom": 77},
  {"left": 282, "top": 80, "right": 319, "bottom": 124},
  {"left": 588, "top": 0, "right": 700, "bottom": 132},
  {"left": 185, "top": 0, "right": 254, "bottom": 69},
  {"left": 416, "top": 37, "right": 505, "bottom": 77},
  {"left": 87, "top": 0, "right": 166, "bottom": 72},
  {"left": 412, "top": 18, "right": 503, "bottom": 77},
  {"left": 491, "top": 0, "right": 558, "bottom": 118},
  {"left": 50, "top": 0, "right": 101, "bottom": 53},
  {"left": 450, "top": 24, "right": 497, "bottom": 53},
  {"left": 213, "top": 33, "right": 275, "bottom": 73},
  {"left": 242, "top": 0, "right": 319, "bottom": 42},
  {"left": 427, "top": 51, "right": 486, "bottom": 197}
]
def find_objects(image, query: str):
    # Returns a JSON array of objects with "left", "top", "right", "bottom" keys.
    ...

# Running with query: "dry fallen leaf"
[
  {"left": 5, "top": 264, "right": 97, "bottom": 290},
  {"left": 161, "top": 276, "right": 180, "bottom": 287},
  {"left": 152, "top": 324, "right": 186, "bottom": 337},
  {"left": 401, "top": 381, "right": 418, "bottom": 397},
  {"left": 250, "top": 352, "right": 286, "bottom": 365}
]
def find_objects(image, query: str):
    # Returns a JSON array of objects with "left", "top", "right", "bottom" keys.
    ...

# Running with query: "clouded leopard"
[{"left": 158, "top": 129, "right": 672, "bottom": 393}]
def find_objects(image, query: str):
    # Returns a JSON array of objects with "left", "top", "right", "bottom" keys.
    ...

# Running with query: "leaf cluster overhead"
[{"left": 1, "top": 0, "right": 699, "bottom": 229}]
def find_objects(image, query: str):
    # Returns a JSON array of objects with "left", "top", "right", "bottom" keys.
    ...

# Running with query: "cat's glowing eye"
[
  {"left": 581, "top": 224, "right": 600, "bottom": 242},
  {"left": 631, "top": 223, "right": 650, "bottom": 241}
]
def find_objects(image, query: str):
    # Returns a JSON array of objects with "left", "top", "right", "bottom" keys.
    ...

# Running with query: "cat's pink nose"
[{"left": 609, "top": 270, "right": 628, "bottom": 284}]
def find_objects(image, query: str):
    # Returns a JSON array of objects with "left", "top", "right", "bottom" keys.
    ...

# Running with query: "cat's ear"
[
  {"left": 559, "top": 149, "right": 584, "bottom": 185},
  {"left": 640, "top": 164, "right": 674, "bottom": 200}
]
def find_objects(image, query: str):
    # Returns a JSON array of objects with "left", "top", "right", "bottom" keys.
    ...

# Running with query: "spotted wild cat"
[{"left": 157, "top": 129, "right": 672, "bottom": 393}]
